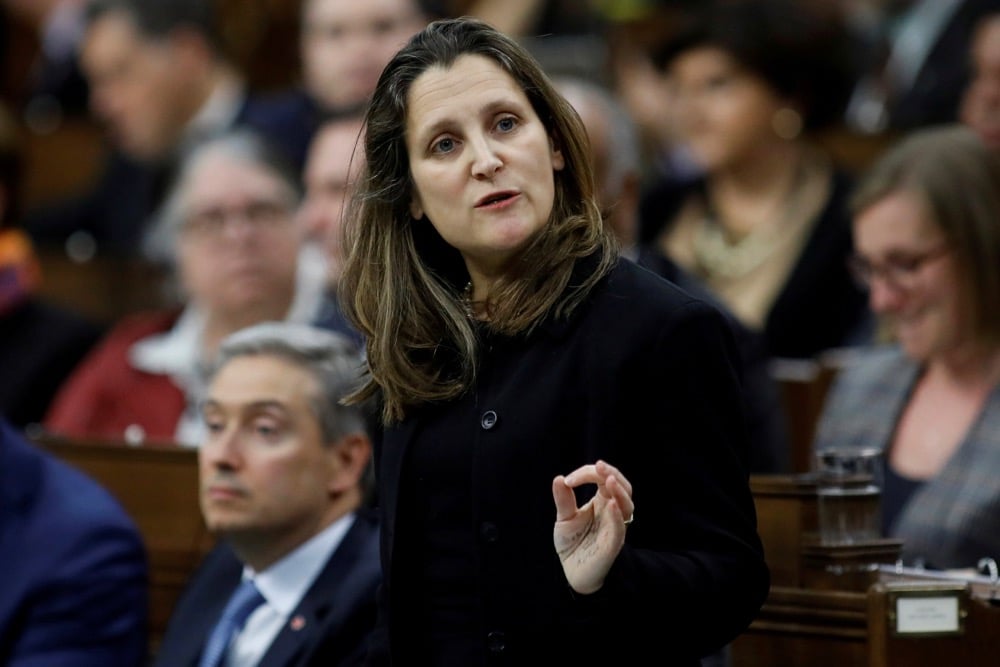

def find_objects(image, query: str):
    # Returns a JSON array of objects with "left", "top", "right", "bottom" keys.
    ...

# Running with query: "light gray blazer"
[{"left": 814, "top": 345, "right": 1000, "bottom": 569}]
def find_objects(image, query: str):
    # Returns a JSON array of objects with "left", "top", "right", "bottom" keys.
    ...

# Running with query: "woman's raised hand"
[{"left": 552, "top": 459, "right": 635, "bottom": 594}]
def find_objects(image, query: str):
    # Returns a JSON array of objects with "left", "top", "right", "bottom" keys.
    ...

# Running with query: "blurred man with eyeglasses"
[{"left": 43, "top": 129, "right": 325, "bottom": 447}]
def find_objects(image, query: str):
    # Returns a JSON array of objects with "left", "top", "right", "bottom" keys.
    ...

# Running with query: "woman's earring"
[{"left": 772, "top": 108, "right": 803, "bottom": 140}]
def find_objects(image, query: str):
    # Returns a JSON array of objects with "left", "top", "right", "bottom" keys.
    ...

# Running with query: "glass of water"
[{"left": 814, "top": 447, "right": 883, "bottom": 545}]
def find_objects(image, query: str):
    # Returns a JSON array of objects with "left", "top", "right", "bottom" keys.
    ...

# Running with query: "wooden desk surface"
[{"left": 740, "top": 473, "right": 1000, "bottom": 666}]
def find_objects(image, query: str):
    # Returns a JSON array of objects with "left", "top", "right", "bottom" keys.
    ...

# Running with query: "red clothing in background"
[{"left": 44, "top": 310, "right": 186, "bottom": 444}]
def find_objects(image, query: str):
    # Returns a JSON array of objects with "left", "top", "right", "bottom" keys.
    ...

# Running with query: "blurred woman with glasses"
[
  {"left": 813, "top": 124, "right": 1000, "bottom": 570},
  {"left": 43, "top": 128, "right": 326, "bottom": 447}
]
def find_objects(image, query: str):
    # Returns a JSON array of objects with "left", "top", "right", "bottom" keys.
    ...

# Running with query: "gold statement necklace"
[
  {"left": 692, "top": 211, "right": 788, "bottom": 278},
  {"left": 692, "top": 162, "right": 807, "bottom": 279}
]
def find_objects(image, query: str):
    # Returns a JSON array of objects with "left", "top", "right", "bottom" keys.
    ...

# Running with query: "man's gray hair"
[{"left": 211, "top": 322, "right": 369, "bottom": 442}]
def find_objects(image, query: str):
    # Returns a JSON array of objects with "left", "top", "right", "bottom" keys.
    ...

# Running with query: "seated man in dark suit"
[
  {"left": 0, "top": 416, "right": 148, "bottom": 665},
  {"left": 153, "top": 322, "right": 380, "bottom": 667},
  {"left": 555, "top": 76, "right": 791, "bottom": 475}
]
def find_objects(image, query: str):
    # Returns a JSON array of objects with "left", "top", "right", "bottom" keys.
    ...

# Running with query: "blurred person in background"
[
  {"left": 554, "top": 75, "right": 790, "bottom": 475},
  {"left": 23, "top": 0, "right": 287, "bottom": 258},
  {"left": 960, "top": 11, "right": 1000, "bottom": 151},
  {"left": 153, "top": 322, "right": 379, "bottom": 667},
  {"left": 1, "top": 415, "right": 148, "bottom": 665},
  {"left": 641, "top": 0, "right": 871, "bottom": 360},
  {"left": 42, "top": 128, "right": 325, "bottom": 447},
  {"left": 0, "top": 100, "right": 103, "bottom": 428},
  {"left": 844, "top": 0, "right": 1000, "bottom": 135},
  {"left": 576, "top": 1, "right": 706, "bottom": 190},
  {"left": 814, "top": 125, "right": 1000, "bottom": 570},
  {"left": 299, "top": 109, "right": 366, "bottom": 348},
  {"left": 249, "top": 0, "right": 431, "bottom": 171}
]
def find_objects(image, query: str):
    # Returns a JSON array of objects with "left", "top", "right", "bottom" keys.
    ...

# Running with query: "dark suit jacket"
[
  {"left": 0, "top": 418, "right": 148, "bottom": 665},
  {"left": 241, "top": 88, "right": 322, "bottom": 173},
  {"left": 154, "top": 511, "right": 381, "bottom": 667},
  {"left": 366, "top": 257, "right": 769, "bottom": 665}
]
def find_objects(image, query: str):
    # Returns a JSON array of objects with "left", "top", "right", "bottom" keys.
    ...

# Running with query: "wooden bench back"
[{"left": 33, "top": 435, "right": 213, "bottom": 654}]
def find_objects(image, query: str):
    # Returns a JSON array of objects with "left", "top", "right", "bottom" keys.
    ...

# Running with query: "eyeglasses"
[
  {"left": 182, "top": 200, "right": 294, "bottom": 240},
  {"left": 846, "top": 243, "right": 951, "bottom": 290}
]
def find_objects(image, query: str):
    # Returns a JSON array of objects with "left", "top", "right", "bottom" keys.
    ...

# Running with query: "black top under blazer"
[{"left": 365, "top": 257, "right": 770, "bottom": 666}]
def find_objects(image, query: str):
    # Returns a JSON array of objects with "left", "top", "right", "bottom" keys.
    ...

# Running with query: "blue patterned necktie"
[{"left": 198, "top": 579, "right": 266, "bottom": 667}]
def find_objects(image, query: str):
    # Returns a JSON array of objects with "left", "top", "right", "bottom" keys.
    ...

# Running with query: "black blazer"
[
  {"left": 154, "top": 511, "right": 380, "bottom": 667},
  {"left": 366, "top": 258, "right": 769, "bottom": 665}
]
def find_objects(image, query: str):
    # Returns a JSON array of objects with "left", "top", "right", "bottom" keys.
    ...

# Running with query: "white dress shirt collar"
[{"left": 246, "top": 512, "right": 356, "bottom": 615}]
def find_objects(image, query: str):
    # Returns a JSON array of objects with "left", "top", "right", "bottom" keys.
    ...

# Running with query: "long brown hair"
[{"left": 339, "top": 17, "right": 617, "bottom": 424}]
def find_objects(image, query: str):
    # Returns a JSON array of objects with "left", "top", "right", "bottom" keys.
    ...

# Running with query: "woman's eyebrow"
[{"left": 413, "top": 95, "right": 527, "bottom": 142}]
